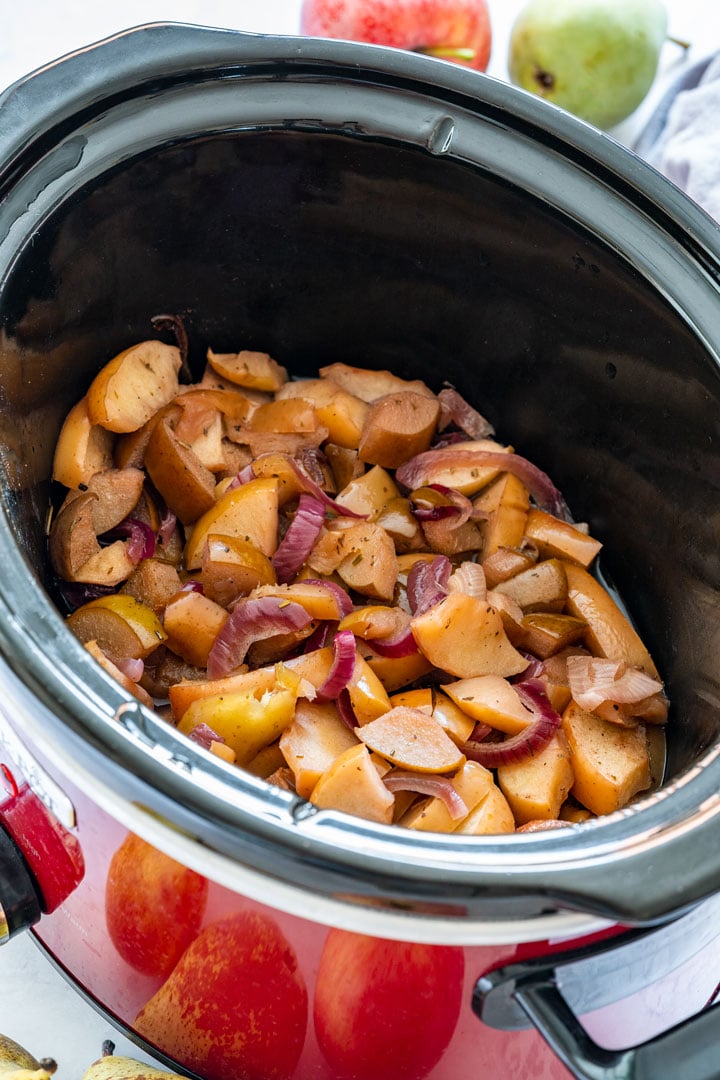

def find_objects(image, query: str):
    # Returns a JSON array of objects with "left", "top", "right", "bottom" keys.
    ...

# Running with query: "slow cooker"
[{"left": 1, "top": 22, "right": 720, "bottom": 1080}]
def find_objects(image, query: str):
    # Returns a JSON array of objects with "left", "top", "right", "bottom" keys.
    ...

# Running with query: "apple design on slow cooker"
[
  {"left": 313, "top": 928, "right": 465, "bottom": 1079},
  {"left": 105, "top": 832, "right": 208, "bottom": 979},
  {"left": 134, "top": 909, "right": 308, "bottom": 1080},
  {"left": 300, "top": 0, "right": 492, "bottom": 71}
]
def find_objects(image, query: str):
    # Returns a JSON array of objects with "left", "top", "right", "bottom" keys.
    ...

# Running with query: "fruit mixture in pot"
[{"left": 48, "top": 325, "right": 667, "bottom": 833}]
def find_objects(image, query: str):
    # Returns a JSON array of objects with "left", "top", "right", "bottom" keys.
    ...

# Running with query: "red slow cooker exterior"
[{"left": 2, "top": 23, "right": 720, "bottom": 1080}]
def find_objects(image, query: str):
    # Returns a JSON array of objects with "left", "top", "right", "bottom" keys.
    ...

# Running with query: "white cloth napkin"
[{"left": 635, "top": 53, "right": 720, "bottom": 222}]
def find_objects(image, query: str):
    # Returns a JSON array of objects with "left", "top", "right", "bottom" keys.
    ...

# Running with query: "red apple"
[
  {"left": 300, "top": 0, "right": 492, "bottom": 72},
  {"left": 313, "top": 928, "right": 465, "bottom": 1080},
  {"left": 105, "top": 832, "right": 208, "bottom": 979}
]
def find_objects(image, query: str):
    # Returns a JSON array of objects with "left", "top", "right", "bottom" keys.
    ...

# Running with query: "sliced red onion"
[
  {"left": 229, "top": 464, "right": 256, "bottom": 489},
  {"left": 272, "top": 494, "right": 326, "bottom": 584},
  {"left": 448, "top": 561, "right": 487, "bottom": 600},
  {"left": 114, "top": 657, "right": 145, "bottom": 683},
  {"left": 461, "top": 680, "right": 561, "bottom": 767},
  {"left": 396, "top": 448, "right": 572, "bottom": 523},
  {"left": 433, "top": 431, "right": 472, "bottom": 448},
  {"left": 55, "top": 580, "right": 116, "bottom": 612},
  {"left": 181, "top": 579, "right": 204, "bottom": 594},
  {"left": 567, "top": 655, "right": 663, "bottom": 711},
  {"left": 317, "top": 629, "right": 357, "bottom": 702},
  {"left": 249, "top": 454, "right": 366, "bottom": 518},
  {"left": 303, "top": 620, "right": 335, "bottom": 652},
  {"left": 382, "top": 770, "right": 469, "bottom": 820},
  {"left": 337, "top": 688, "right": 358, "bottom": 730},
  {"left": 298, "top": 447, "right": 331, "bottom": 489},
  {"left": 187, "top": 722, "right": 226, "bottom": 750},
  {"left": 207, "top": 596, "right": 312, "bottom": 679},
  {"left": 438, "top": 387, "right": 495, "bottom": 439},
  {"left": 407, "top": 556, "right": 451, "bottom": 616},
  {"left": 157, "top": 507, "right": 178, "bottom": 549},
  {"left": 301, "top": 578, "right": 354, "bottom": 618},
  {"left": 512, "top": 650, "right": 545, "bottom": 681},
  {"left": 368, "top": 625, "right": 419, "bottom": 658},
  {"left": 105, "top": 518, "right": 156, "bottom": 563}
]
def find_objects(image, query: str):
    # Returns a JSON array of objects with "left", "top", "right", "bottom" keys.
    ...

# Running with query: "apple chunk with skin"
[
  {"left": 87, "top": 340, "right": 182, "bottom": 433},
  {"left": 184, "top": 477, "right": 280, "bottom": 568},
  {"left": 301, "top": 0, "right": 492, "bottom": 71},
  {"left": 411, "top": 592, "right": 529, "bottom": 678}
]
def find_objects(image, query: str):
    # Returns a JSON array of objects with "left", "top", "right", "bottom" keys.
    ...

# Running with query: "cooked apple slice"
[
  {"left": 87, "top": 340, "right": 182, "bottom": 433},
  {"left": 178, "top": 686, "right": 296, "bottom": 765},
  {"left": 67, "top": 594, "right": 167, "bottom": 661},
  {"left": 334, "top": 523, "right": 398, "bottom": 600},
  {"left": 410, "top": 592, "right": 529, "bottom": 679},
  {"left": 173, "top": 395, "right": 226, "bottom": 473},
  {"left": 476, "top": 473, "right": 530, "bottom": 559},
  {"left": 121, "top": 558, "right": 183, "bottom": 612},
  {"left": 276, "top": 378, "right": 369, "bottom": 449},
  {"left": 482, "top": 545, "right": 538, "bottom": 589},
  {"left": 318, "top": 362, "right": 434, "bottom": 402},
  {"left": 524, "top": 508, "right": 602, "bottom": 567},
  {"left": 52, "top": 395, "right": 115, "bottom": 489},
  {"left": 279, "top": 701, "right": 359, "bottom": 798},
  {"left": 431, "top": 691, "right": 476, "bottom": 745},
  {"left": 355, "top": 707, "right": 464, "bottom": 774},
  {"left": 49, "top": 492, "right": 101, "bottom": 579},
  {"left": 184, "top": 478, "right": 280, "bottom": 569},
  {"left": 309, "top": 743, "right": 394, "bottom": 824},
  {"left": 453, "top": 784, "right": 516, "bottom": 835},
  {"left": 163, "top": 591, "right": 229, "bottom": 668},
  {"left": 562, "top": 701, "right": 651, "bottom": 815},
  {"left": 206, "top": 348, "right": 288, "bottom": 392},
  {"left": 247, "top": 397, "right": 320, "bottom": 433},
  {"left": 358, "top": 641, "right": 434, "bottom": 693},
  {"left": 401, "top": 761, "right": 496, "bottom": 833},
  {"left": 492, "top": 557, "right": 568, "bottom": 613},
  {"left": 334, "top": 465, "right": 400, "bottom": 518},
  {"left": 358, "top": 391, "right": 440, "bottom": 470},
  {"left": 442, "top": 674, "right": 534, "bottom": 735},
  {"left": 389, "top": 688, "right": 433, "bottom": 713},
  {"left": 200, "top": 534, "right": 276, "bottom": 607},
  {"left": 249, "top": 582, "right": 349, "bottom": 621},
  {"left": 144, "top": 416, "right": 216, "bottom": 526},
  {"left": 497, "top": 732, "right": 574, "bottom": 825},
  {"left": 520, "top": 612, "right": 588, "bottom": 659},
  {"left": 83, "top": 466, "right": 145, "bottom": 534},
  {"left": 563, "top": 562, "right": 659, "bottom": 677}
]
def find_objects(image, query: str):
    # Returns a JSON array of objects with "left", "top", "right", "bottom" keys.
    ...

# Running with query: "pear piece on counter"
[
  {"left": 81, "top": 1056, "right": 185, "bottom": 1079},
  {"left": 0, "top": 1033, "right": 56, "bottom": 1079}
]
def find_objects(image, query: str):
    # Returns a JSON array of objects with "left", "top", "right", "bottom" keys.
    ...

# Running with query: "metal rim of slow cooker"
[{"left": 1, "top": 23, "right": 720, "bottom": 935}]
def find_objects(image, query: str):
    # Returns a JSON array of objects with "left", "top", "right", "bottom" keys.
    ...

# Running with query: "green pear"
[
  {"left": 508, "top": 0, "right": 668, "bottom": 128},
  {"left": 0, "top": 1034, "right": 56, "bottom": 1080},
  {"left": 81, "top": 1055, "right": 185, "bottom": 1079}
]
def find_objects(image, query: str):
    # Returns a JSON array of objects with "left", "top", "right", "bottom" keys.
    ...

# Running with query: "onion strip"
[{"left": 461, "top": 680, "right": 561, "bottom": 766}]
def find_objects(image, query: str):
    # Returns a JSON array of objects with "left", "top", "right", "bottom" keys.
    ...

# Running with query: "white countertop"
[{"left": 2, "top": 0, "right": 720, "bottom": 1075}]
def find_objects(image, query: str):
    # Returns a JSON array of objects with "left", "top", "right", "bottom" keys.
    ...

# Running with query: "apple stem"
[
  {"left": 418, "top": 46, "right": 476, "bottom": 63},
  {"left": 666, "top": 34, "right": 691, "bottom": 52}
]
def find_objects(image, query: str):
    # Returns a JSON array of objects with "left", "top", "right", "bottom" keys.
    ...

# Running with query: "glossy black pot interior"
[{"left": 1, "top": 24, "right": 720, "bottom": 925}]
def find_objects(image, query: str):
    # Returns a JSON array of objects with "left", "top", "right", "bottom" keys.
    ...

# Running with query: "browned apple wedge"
[
  {"left": 279, "top": 701, "right": 359, "bottom": 798},
  {"left": 67, "top": 594, "right": 167, "bottom": 661},
  {"left": 358, "top": 392, "right": 440, "bottom": 470},
  {"left": 492, "top": 557, "right": 568, "bottom": 613},
  {"left": 476, "top": 473, "right": 530, "bottom": 558},
  {"left": 562, "top": 701, "right": 651, "bottom": 815},
  {"left": 184, "top": 478, "right": 280, "bottom": 569},
  {"left": 52, "top": 396, "right": 115, "bottom": 489},
  {"left": 206, "top": 347, "right": 288, "bottom": 392},
  {"left": 355, "top": 707, "right": 464, "bottom": 773},
  {"left": 275, "top": 378, "right": 369, "bottom": 449},
  {"left": 309, "top": 743, "right": 395, "bottom": 824},
  {"left": 411, "top": 593, "right": 529, "bottom": 679},
  {"left": 83, "top": 467, "right": 145, "bottom": 534},
  {"left": 318, "top": 362, "right": 435, "bottom": 402},
  {"left": 87, "top": 340, "right": 182, "bottom": 433},
  {"left": 144, "top": 416, "right": 216, "bottom": 525},
  {"left": 200, "top": 534, "right": 276, "bottom": 607},
  {"left": 497, "top": 732, "right": 574, "bottom": 825},
  {"left": 524, "top": 508, "right": 602, "bottom": 567},
  {"left": 121, "top": 558, "right": 183, "bottom": 612},
  {"left": 163, "top": 590, "right": 229, "bottom": 668}
]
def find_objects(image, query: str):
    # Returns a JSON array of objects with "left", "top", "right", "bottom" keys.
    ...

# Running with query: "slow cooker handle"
[{"left": 474, "top": 917, "right": 720, "bottom": 1080}]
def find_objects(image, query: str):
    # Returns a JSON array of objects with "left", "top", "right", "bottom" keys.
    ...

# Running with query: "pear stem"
[{"left": 666, "top": 34, "right": 691, "bottom": 52}]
